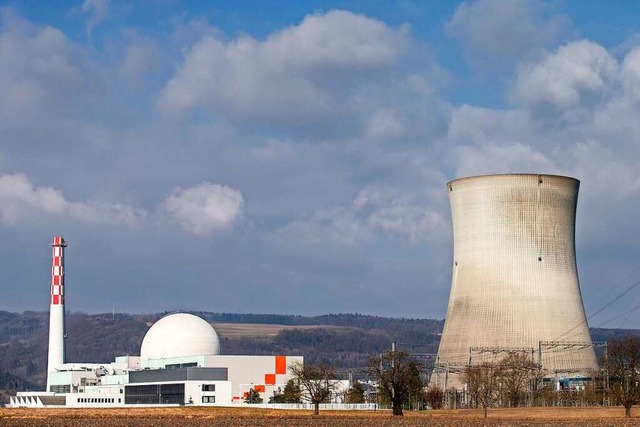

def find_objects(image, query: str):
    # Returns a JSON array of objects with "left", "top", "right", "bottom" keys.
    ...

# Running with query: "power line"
[{"left": 553, "top": 277, "right": 640, "bottom": 342}]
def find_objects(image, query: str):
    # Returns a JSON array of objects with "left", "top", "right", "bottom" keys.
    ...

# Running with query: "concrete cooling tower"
[{"left": 432, "top": 174, "right": 598, "bottom": 389}]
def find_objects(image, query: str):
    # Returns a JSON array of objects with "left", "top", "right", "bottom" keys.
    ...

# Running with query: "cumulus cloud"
[
  {"left": 81, "top": 0, "right": 109, "bottom": 37},
  {"left": 513, "top": 40, "right": 618, "bottom": 111},
  {"left": 0, "top": 173, "right": 246, "bottom": 237},
  {"left": 621, "top": 47, "right": 640, "bottom": 100},
  {"left": 158, "top": 10, "right": 409, "bottom": 125},
  {"left": 273, "top": 183, "right": 448, "bottom": 247},
  {"left": 0, "top": 173, "right": 144, "bottom": 225},
  {"left": 120, "top": 36, "right": 161, "bottom": 83},
  {"left": 354, "top": 186, "right": 448, "bottom": 244},
  {"left": 569, "top": 140, "right": 640, "bottom": 201},
  {"left": 455, "top": 143, "right": 555, "bottom": 177},
  {"left": 0, "top": 11, "right": 98, "bottom": 121},
  {"left": 271, "top": 208, "right": 365, "bottom": 246},
  {"left": 162, "top": 183, "right": 244, "bottom": 236},
  {"left": 447, "top": 104, "right": 531, "bottom": 146},
  {"left": 446, "top": 0, "right": 571, "bottom": 66}
]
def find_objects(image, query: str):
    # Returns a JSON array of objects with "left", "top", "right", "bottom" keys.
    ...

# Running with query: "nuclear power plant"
[
  {"left": 432, "top": 174, "right": 599, "bottom": 389},
  {"left": 8, "top": 172, "right": 602, "bottom": 406},
  {"left": 10, "top": 237, "right": 304, "bottom": 407}
]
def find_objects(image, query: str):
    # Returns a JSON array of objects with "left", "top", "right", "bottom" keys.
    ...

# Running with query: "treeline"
[{"left": 192, "top": 311, "right": 443, "bottom": 332}]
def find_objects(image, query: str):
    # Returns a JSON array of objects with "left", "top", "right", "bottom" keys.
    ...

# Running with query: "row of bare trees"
[
  {"left": 280, "top": 350, "right": 426, "bottom": 416},
  {"left": 261, "top": 336, "right": 640, "bottom": 417},
  {"left": 462, "top": 353, "right": 541, "bottom": 417},
  {"left": 458, "top": 336, "right": 640, "bottom": 418}
]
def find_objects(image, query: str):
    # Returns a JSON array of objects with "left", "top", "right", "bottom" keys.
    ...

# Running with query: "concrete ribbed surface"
[{"left": 432, "top": 174, "right": 597, "bottom": 389}]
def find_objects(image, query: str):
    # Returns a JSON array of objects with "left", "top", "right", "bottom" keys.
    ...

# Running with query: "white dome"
[{"left": 140, "top": 313, "right": 220, "bottom": 362}]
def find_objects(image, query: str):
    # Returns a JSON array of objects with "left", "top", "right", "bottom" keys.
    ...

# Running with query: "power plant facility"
[
  {"left": 8, "top": 172, "right": 604, "bottom": 407},
  {"left": 432, "top": 174, "right": 599, "bottom": 389},
  {"left": 10, "top": 237, "right": 303, "bottom": 407}
]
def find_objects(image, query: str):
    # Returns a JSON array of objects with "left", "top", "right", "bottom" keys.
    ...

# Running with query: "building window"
[
  {"left": 49, "top": 384, "right": 71, "bottom": 393},
  {"left": 125, "top": 383, "right": 185, "bottom": 405},
  {"left": 166, "top": 362, "right": 198, "bottom": 369},
  {"left": 202, "top": 384, "right": 215, "bottom": 392},
  {"left": 202, "top": 396, "right": 215, "bottom": 403}
]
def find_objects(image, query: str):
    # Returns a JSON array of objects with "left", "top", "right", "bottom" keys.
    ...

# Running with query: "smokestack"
[{"left": 47, "top": 236, "right": 67, "bottom": 391}]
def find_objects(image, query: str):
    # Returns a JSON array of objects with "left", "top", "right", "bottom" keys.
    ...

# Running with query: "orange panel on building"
[
  {"left": 265, "top": 374, "right": 276, "bottom": 385},
  {"left": 275, "top": 355, "right": 287, "bottom": 375},
  {"left": 254, "top": 385, "right": 265, "bottom": 393}
]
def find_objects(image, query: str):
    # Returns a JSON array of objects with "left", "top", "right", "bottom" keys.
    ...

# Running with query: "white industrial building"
[{"left": 10, "top": 237, "right": 303, "bottom": 408}]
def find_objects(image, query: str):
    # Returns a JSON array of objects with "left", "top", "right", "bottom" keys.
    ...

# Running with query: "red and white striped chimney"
[{"left": 47, "top": 236, "right": 67, "bottom": 391}]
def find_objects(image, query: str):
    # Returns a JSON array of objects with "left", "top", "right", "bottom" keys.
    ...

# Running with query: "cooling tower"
[{"left": 432, "top": 174, "right": 598, "bottom": 389}]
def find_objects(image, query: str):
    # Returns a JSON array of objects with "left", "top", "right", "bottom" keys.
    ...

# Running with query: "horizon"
[{"left": 5, "top": 309, "right": 640, "bottom": 332}]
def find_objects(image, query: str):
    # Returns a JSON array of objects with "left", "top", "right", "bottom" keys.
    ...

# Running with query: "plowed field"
[{"left": 2, "top": 406, "right": 640, "bottom": 426}]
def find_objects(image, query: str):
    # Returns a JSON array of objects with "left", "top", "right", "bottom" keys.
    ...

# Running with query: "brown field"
[
  {"left": 213, "top": 323, "right": 346, "bottom": 337},
  {"left": 3, "top": 406, "right": 640, "bottom": 426}
]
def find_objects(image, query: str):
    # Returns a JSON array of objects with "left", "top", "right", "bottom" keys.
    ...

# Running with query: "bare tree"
[
  {"left": 608, "top": 336, "right": 640, "bottom": 417},
  {"left": 500, "top": 353, "right": 535, "bottom": 407},
  {"left": 289, "top": 362, "right": 337, "bottom": 415},
  {"left": 462, "top": 363, "right": 500, "bottom": 418},
  {"left": 369, "top": 350, "right": 424, "bottom": 416}
]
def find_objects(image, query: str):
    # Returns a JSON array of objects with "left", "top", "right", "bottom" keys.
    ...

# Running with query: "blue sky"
[{"left": 2, "top": 0, "right": 640, "bottom": 329}]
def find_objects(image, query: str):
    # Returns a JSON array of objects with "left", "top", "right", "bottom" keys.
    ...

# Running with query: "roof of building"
[{"left": 140, "top": 313, "right": 220, "bottom": 362}]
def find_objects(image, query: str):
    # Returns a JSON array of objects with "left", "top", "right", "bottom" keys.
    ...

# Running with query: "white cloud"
[
  {"left": 569, "top": 140, "right": 640, "bottom": 201},
  {"left": 162, "top": 183, "right": 244, "bottom": 236},
  {"left": 354, "top": 186, "right": 448, "bottom": 244},
  {"left": 262, "top": 10, "right": 407, "bottom": 70},
  {"left": 0, "top": 173, "right": 145, "bottom": 225},
  {"left": 364, "top": 108, "right": 410, "bottom": 141},
  {"left": 0, "top": 11, "right": 99, "bottom": 121},
  {"left": 120, "top": 37, "right": 160, "bottom": 82},
  {"left": 455, "top": 143, "right": 555, "bottom": 178},
  {"left": 158, "top": 10, "right": 409, "bottom": 125},
  {"left": 513, "top": 40, "right": 618, "bottom": 110},
  {"left": 447, "top": 104, "right": 531, "bottom": 146},
  {"left": 271, "top": 208, "right": 365, "bottom": 246},
  {"left": 446, "top": 0, "right": 571, "bottom": 65},
  {"left": 273, "top": 183, "right": 449, "bottom": 247},
  {"left": 81, "top": 0, "right": 109, "bottom": 37},
  {"left": 0, "top": 173, "right": 245, "bottom": 236},
  {"left": 621, "top": 47, "right": 640, "bottom": 100}
]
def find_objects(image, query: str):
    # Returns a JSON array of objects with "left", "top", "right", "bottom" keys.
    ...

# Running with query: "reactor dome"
[{"left": 140, "top": 313, "right": 220, "bottom": 363}]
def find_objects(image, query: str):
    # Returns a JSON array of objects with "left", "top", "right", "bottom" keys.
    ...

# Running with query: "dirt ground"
[{"left": 2, "top": 406, "right": 640, "bottom": 426}]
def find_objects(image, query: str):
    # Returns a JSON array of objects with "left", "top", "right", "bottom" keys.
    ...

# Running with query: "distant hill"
[{"left": 0, "top": 310, "right": 638, "bottom": 405}]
